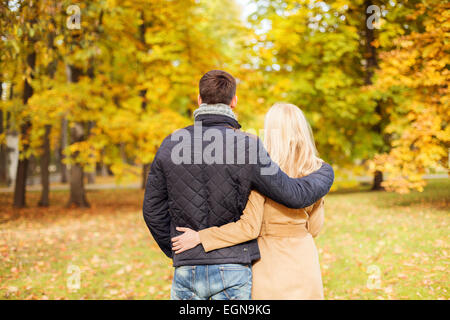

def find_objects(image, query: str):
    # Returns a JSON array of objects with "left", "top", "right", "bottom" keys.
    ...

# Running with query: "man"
[{"left": 143, "top": 70, "right": 334, "bottom": 300}]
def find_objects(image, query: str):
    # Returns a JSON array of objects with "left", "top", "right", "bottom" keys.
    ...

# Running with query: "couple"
[{"left": 143, "top": 70, "right": 334, "bottom": 300}]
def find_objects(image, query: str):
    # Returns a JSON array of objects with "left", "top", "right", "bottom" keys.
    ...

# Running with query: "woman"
[{"left": 171, "top": 103, "right": 326, "bottom": 300}]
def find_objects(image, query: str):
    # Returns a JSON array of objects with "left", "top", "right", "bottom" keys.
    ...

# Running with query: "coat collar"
[{"left": 194, "top": 114, "right": 241, "bottom": 130}]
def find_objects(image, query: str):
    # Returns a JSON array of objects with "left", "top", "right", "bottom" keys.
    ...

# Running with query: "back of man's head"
[{"left": 199, "top": 70, "right": 236, "bottom": 105}]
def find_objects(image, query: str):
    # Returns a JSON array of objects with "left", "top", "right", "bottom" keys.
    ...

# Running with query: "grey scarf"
[{"left": 193, "top": 103, "right": 237, "bottom": 121}]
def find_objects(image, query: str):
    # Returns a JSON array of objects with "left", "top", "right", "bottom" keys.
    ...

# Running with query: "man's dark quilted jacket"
[{"left": 143, "top": 114, "right": 334, "bottom": 267}]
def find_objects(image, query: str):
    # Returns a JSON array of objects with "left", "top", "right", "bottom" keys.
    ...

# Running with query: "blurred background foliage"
[{"left": 0, "top": 0, "right": 448, "bottom": 208}]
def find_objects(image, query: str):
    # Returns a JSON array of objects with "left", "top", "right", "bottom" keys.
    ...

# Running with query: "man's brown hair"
[{"left": 199, "top": 70, "right": 236, "bottom": 105}]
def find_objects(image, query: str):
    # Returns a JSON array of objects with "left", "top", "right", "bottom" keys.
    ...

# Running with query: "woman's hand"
[{"left": 171, "top": 227, "right": 201, "bottom": 254}]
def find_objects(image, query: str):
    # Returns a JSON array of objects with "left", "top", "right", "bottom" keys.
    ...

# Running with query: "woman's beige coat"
[{"left": 199, "top": 191, "right": 325, "bottom": 300}]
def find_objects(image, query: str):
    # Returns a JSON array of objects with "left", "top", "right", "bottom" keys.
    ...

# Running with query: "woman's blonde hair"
[{"left": 264, "top": 103, "right": 323, "bottom": 178}]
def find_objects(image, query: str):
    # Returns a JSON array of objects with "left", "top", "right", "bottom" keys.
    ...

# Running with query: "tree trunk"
[
  {"left": 68, "top": 163, "right": 89, "bottom": 207},
  {"left": 86, "top": 172, "right": 95, "bottom": 184},
  {"left": 2, "top": 85, "right": 13, "bottom": 187},
  {"left": 59, "top": 117, "right": 68, "bottom": 183},
  {"left": 0, "top": 129, "right": 9, "bottom": 186},
  {"left": 96, "top": 150, "right": 109, "bottom": 177},
  {"left": 140, "top": 88, "right": 149, "bottom": 189},
  {"left": 0, "top": 83, "right": 8, "bottom": 186},
  {"left": 372, "top": 170, "right": 384, "bottom": 191},
  {"left": 142, "top": 163, "right": 150, "bottom": 189},
  {"left": 139, "top": 12, "right": 150, "bottom": 190},
  {"left": 13, "top": 51, "right": 36, "bottom": 208},
  {"left": 364, "top": 0, "right": 384, "bottom": 191},
  {"left": 13, "top": 127, "right": 29, "bottom": 207},
  {"left": 38, "top": 125, "right": 51, "bottom": 206},
  {"left": 66, "top": 122, "right": 90, "bottom": 208},
  {"left": 101, "top": 163, "right": 109, "bottom": 176},
  {"left": 66, "top": 65, "right": 90, "bottom": 208},
  {"left": 86, "top": 120, "right": 95, "bottom": 184},
  {"left": 38, "top": 28, "right": 57, "bottom": 205}
]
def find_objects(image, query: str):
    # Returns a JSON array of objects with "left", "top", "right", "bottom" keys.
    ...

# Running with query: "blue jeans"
[{"left": 171, "top": 264, "right": 252, "bottom": 300}]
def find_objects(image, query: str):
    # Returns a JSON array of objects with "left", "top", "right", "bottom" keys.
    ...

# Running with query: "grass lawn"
[{"left": 0, "top": 179, "right": 448, "bottom": 300}]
